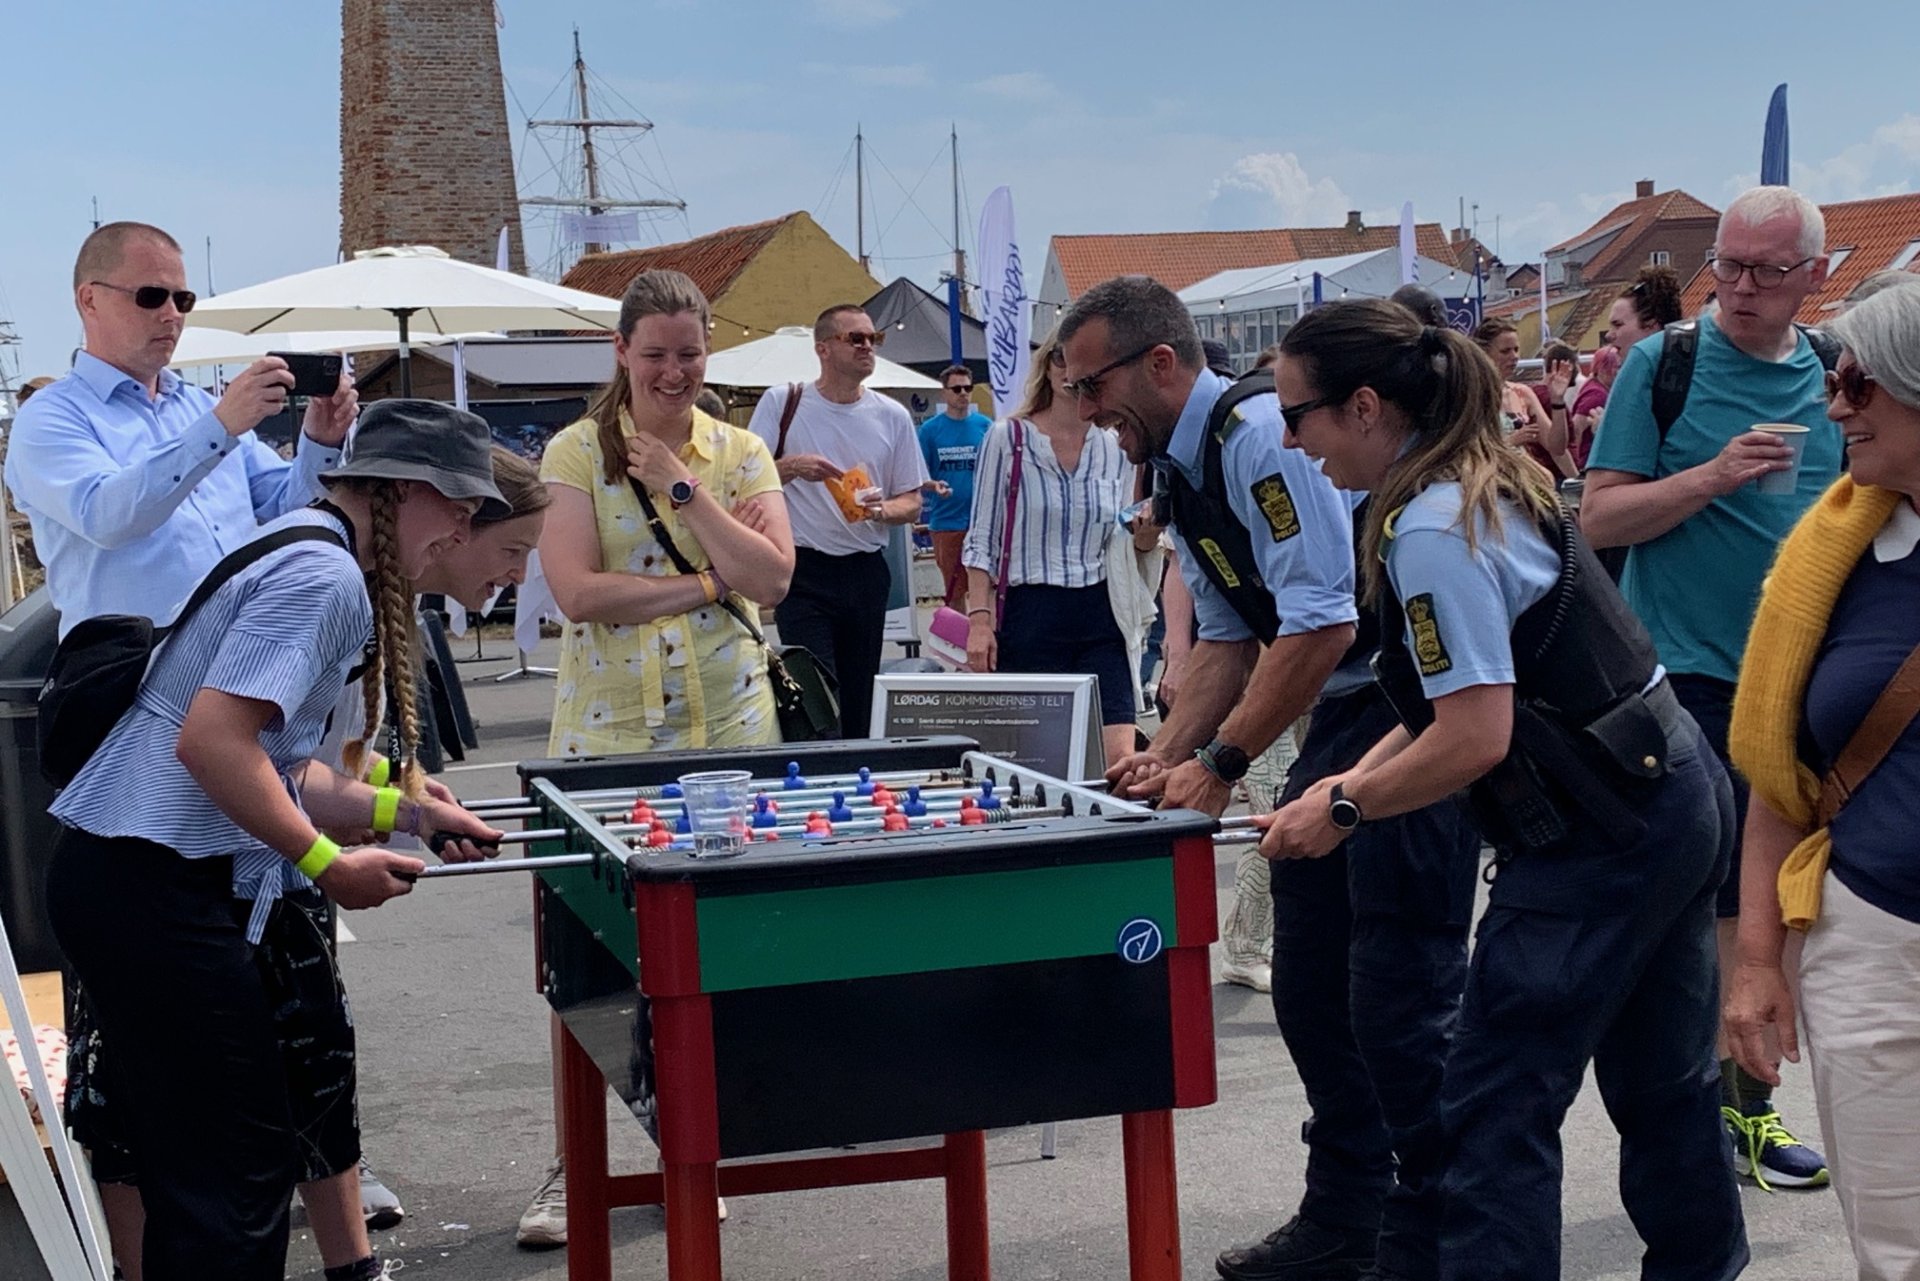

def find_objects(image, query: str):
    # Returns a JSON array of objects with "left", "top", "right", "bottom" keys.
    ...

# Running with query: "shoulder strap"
[
  {"left": 994, "top": 419, "right": 1027, "bottom": 624},
  {"left": 1650, "top": 320, "right": 1700, "bottom": 444},
  {"left": 1799, "top": 324, "right": 1843, "bottom": 372},
  {"left": 161, "top": 525, "right": 346, "bottom": 641},
  {"left": 1817, "top": 641, "right": 1920, "bottom": 826},
  {"left": 1200, "top": 373, "right": 1275, "bottom": 497},
  {"left": 774, "top": 382, "right": 803, "bottom": 460},
  {"left": 626, "top": 475, "right": 771, "bottom": 648}
]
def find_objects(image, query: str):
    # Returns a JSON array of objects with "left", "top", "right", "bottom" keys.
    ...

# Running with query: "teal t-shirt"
[
  {"left": 918, "top": 410, "right": 991, "bottom": 531},
  {"left": 1586, "top": 316, "right": 1839, "bottom": 683}
]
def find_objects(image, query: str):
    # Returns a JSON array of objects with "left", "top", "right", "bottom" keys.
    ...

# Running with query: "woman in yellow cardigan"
[{"left": 1724, "top": 282, "right": 1920, "bottom": 1279}]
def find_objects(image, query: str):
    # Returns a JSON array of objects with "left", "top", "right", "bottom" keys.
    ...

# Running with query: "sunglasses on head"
[
  {"left": 89, "top": 281, "right": 196, "bottom": 313},
  {"left": 1826, "top": 363, "right": 1875, "bottom": 409},
  {"left": 827, "top": 330, "right": 885, "bottom": 348}
]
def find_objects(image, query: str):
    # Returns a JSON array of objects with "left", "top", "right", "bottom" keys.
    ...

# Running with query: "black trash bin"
[{"left": 0, "top": 588, "right": 64, "bottom": 973}]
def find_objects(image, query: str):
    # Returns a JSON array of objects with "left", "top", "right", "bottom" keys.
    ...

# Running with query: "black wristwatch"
[
  {"left": 1198, "top": 739, "right": 1250, "bottom": 784},
  {"left": 668, "top": 476, "right": 701, "bottom": 510},
  {"left": 1328, "top": 782, "right": 1363, "bottom": 832}
]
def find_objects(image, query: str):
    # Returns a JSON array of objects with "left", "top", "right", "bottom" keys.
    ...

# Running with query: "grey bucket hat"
[{"left": 321, "top": 398, "right": 510, "bottom": 521}]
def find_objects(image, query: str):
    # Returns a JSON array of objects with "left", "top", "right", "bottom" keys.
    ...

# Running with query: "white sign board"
[{"left": 871, "top": 672, "right": 1103, "bottom": 781}]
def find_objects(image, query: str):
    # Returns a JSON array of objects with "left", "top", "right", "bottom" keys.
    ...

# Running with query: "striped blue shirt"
[
  {"left": 960, "top": 418, "right": 1130, "bottom": 589},
  {"left": 3, "top": 353, "right": 338, "bottom": 637},
  {"left": 50, "top": 508, "right": 371, "bottom": 942}
]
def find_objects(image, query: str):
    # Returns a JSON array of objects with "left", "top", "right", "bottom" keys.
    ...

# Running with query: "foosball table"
[{"left": 460, "top": 736, "right": 1220, "bottom": 1280}]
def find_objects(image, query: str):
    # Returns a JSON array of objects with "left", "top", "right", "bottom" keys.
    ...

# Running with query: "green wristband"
[
  {"left": 372, "top": 787, "right": 403, "bottom": 835},
  {"left": 297, "top": 835, "right": 341, "bottom": 880},
  {"left": 367, "top": 755, "right": 391, "bottom": 787}
]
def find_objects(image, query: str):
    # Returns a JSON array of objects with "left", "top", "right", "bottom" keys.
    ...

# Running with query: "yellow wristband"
[
  {"left": 367, "top": 754, "right": 391, "bottom": 788},
  {"left": 372, "top": 787, "right": 402, "bottom": 835},
  {"left": 296, "top": 835, "right": 341, "bottom": 880},
  {"left": 700, "top": 571, "right": 718, "bottom": 605}
]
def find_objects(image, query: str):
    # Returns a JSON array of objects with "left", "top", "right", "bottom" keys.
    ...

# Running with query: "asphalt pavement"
[{"left": 285, "top": 631, "right": 1856, "bottom": 1280}]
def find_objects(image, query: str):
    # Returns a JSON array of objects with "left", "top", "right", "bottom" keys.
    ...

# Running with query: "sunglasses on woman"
[
  {"left": 1825, "top": 364, "right": 1875, "bottom": 409},
  {"left": 89, "top": 281, "right": 197, "bottom": 314}
]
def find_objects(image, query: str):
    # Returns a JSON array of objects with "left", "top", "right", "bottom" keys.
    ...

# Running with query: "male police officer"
[{"left": 1060, "top": 276, "right": 1479, "bottom": 1281}]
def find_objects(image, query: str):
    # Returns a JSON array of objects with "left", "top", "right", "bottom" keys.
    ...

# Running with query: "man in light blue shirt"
[{"left": 5, "top": 221, "right": 355, "bottom": 635}]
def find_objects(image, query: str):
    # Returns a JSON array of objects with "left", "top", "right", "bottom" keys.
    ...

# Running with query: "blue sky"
[{"left": 4, "top": 0, "right": 1918, "bottom": 380}]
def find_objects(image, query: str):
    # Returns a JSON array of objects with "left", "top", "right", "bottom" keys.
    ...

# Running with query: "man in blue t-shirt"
[
  {"left": 1583, "top": 184, "right": 1836, "bottom": 1194},
  {"left": 918, "top": 364, "right": 992, "bottom": 604}
]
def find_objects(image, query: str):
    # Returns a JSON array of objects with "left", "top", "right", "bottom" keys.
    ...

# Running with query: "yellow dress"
[{"left": 540, "top": 408, "right": 783, "bottom": 756}]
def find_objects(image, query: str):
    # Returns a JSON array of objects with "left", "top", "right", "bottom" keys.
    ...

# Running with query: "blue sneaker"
[{"left": 1724, "top": 1101, "right": 1830, "bottom": 1190}]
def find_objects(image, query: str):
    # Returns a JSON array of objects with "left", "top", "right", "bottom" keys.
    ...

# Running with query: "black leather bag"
[
  {"left": 626, "top": 478, "right": 841, "bottom": 742},
  {"left": 37, "top": 526, "right": 345, "bottom": 787}
]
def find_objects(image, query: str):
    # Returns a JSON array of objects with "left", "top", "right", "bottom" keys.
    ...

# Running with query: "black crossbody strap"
[
  {"left": 626, "top": 476, "right": 771, "bottom": 647},
  {"left": 160, "top": 525, "right": 347, "bottom": 643}
]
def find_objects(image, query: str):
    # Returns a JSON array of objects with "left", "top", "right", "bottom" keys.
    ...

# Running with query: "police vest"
[
  {"left": 1372, "top": 501, "right": 1668, "bottom": 856},
  {"left": 1162, "top": 375, "right": 1378, "bottom": 664}
]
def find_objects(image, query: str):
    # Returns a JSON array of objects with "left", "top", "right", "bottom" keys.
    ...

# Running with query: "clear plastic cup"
[
  {"left": 1752, "top": 423, "right": 1811, "bottom": 496},
  {"left": 678, "top": 769, "right": 752, "bottom": 857}
]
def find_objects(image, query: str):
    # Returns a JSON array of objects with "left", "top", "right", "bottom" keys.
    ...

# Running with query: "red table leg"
[
  {"left": 942, "top": 1130, "right": 991, "bottom": 1280},
  {"left": 559, "top": 1018, "right": 612, "bottom": 1281},
  {"left": 1120, "top": 1110, "right": 1181, "bottom": 1281},
  {"left": 663, "top": 1159, "right": 724, "bottom": 1279}
]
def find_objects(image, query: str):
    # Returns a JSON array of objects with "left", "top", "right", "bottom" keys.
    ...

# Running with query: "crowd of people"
[{"left": 4, "top": 181, "right": 1918, "bottom": 1280}]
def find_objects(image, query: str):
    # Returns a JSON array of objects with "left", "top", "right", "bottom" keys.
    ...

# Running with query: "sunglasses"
[
  {"left": 89, "top": 281, "right": 197, "bottom": 313},
  {"left": 1826, "top": 363, "right": 1875, "bottom": 409},
  {"left": 827, "top": 330, "right": 885, "bottom": 348},
  {"left": 1063, "top": 343, "right": 1156, "bottom": 400},
  {"left": 947, "top": 383, "right": 974, "bottom": 393},
  {"left": 1279, "top": 394, "right": 1342, "bottom": 433},
  {"left": 1705, "top": 254, "right": 1814, "bottom": 290}
]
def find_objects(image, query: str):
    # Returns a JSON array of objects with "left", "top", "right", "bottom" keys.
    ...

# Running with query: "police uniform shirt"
[
  {"left": 1383, "top": 482, "right": 1560, "bottom": 699},
  {"left": 1158, "top": 369, "right": 1364, "bottom": 693}
]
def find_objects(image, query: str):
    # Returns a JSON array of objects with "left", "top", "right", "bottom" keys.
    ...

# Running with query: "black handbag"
[
  {"left": 37, "top": 525, "right": 346, "bottom": 787},
  {"left": 627, "top": 477, "right": 841, "bottom": 742}
]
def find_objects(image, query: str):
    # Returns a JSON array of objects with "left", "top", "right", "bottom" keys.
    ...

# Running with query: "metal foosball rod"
[
  {"left": 467, "top": 778, "right": 996, "bottom": 822},
  {"left": 460, "top": 766, "right": 977, "bottom": 813},
  {"left": 475, "top": 783, "right": 1031, "bottom": 826}
]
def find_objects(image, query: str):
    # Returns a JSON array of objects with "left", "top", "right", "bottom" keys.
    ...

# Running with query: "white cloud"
[
  {"left": 1204, "top": 152, "right": 1352, "bottom": 230},
  {"left": 811, "top": 0, "right": 901, "bottom": 26},
  {"left": 972, "top": 72, "right": 1060, "bottom": 104},
  {"left": 801, "top": 61, "right": 929, "bottom": 89},
  {"left": 1792, "top": 114, "right": 1920, "bottom": 202}
]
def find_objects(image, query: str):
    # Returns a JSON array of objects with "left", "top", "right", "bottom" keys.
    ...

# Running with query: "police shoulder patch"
[
  {"left": 1405, "top": 593, "right": 1452, "bottom": 677},
  {"left": 1250, "top": 472, "right": 1301, "bottom": 542}
]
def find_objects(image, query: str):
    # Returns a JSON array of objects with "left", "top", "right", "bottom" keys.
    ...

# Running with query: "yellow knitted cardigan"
[{"left": 1727, "top": 476, "right": 1903, "bottom": 929}]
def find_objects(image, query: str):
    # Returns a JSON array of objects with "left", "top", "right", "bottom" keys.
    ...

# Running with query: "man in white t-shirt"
[{"left": 747, "top": 304, "right": 926, "bottom": 736}]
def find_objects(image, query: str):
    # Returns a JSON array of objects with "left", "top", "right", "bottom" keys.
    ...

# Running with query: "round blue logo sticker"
[{"left": 1116, "top": 917, "right": 1165, "bottom": 964}]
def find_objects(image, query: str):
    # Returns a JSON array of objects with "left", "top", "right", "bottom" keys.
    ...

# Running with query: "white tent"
[
  {"left": 167, "top": 328, "right": 462, "bottom": 370},
  {"left": 702, "top": 326, "right": 941, "bottom": 391},
  {"left": 1178, "top": 248, "right": 1468, "bottom": 313},
  {"left": 186, "top": 245, "right": 623, "bottom": 395}
]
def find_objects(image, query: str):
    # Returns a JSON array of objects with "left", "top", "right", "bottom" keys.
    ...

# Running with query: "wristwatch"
[
  {"left": 1197, "top": 739, "right": 1251, "bottom": 784},
  {"left": 668, "top": 476, "right": 701, "bottom": 510},
  {"left": 1328, "top": 782, "right": 1363, "bottom": 831}
]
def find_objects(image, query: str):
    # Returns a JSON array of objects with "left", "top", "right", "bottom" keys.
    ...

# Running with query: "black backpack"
[
  {"left": 1650, "top": 319, "right": 1843, "bottom": 441},
  {"left": 38, "top": 525, "right": 345, "bottom": 787}
]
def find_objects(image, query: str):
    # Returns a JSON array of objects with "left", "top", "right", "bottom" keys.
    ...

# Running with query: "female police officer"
[{"left": 1257, "top": 300, "right": 1747, "bottom": 1281}]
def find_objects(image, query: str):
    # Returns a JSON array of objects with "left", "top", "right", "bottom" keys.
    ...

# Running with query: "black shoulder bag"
[
  {"left": 625, "top": 476, "right": 840, "bottom": 742},
  {"left": 38, "top": 525, "right": 347, "bottom": 787}
]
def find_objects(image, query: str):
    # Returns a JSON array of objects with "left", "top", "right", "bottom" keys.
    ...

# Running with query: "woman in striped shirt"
[
  {"left": 961, "top": 331, "right": 1140, "bottom": 765},
  {"left": 44, "top": 400, "right": 508, "bottom": 1279}
]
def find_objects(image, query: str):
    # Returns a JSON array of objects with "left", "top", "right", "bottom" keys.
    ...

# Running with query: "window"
[
  {"left": 1826, "top": 247, "right": 1853, "bottom": 276},
  {"left": 1650, "top": 251, "right": 1670, "bottom": 267},
  {"left": 1887, "top": 240, "right": 1920, "bottom": 272}
]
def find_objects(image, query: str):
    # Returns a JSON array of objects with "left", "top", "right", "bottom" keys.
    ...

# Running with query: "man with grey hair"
[
  {"left": 1065, "top": 275, "right": 1480, "bottom": 1281},
  {"left": 1584, "top": 184, "right": 1837, "bottom": 1191}
]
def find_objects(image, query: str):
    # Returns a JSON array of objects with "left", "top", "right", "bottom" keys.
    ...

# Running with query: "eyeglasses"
[
  {"left": 946, "top": 383, "right": 974, "bottom": 393},
  {"left": 1279, "top": 394, "right": 1342, "bottom": 433},
  {"left": 1826, "top": 363, "right": 1876, "bottom": 409},
  {"left": 1063, "top": 344, "right": 1157, "bottom": 399},
  {"left": 1706, "top": 254, "right": 1814, "bottom": 289},
  {"left": 826, "top": 330, "right": 885, "bottom": 348},
  {"left": 89, "top": 281, "right": 197, "bottom": 313}
]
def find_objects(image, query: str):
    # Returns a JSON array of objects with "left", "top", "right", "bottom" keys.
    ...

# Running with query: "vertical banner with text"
[{"left": 978, "top": 186, "right": 1031, "bottom": 419}]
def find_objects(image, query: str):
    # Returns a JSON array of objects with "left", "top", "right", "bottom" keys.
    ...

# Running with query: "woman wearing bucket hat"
[{"left": 43, "top": 398, "right": 509, "bottom": 1278}]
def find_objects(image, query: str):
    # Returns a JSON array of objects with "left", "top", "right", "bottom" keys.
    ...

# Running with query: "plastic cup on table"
[
  {"left": 678, "top": 769, "right": 753, "bottom": 857},
  {"left": 1751, "top": 423, "right": 1810, "bottom": 496}
]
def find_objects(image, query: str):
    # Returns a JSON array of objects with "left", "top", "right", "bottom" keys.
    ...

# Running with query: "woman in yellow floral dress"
[{"left": 539, "top": 269, "right": 795, "bottom": 757}]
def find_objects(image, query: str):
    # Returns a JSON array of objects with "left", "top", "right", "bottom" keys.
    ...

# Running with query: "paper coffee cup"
[{"left": 1752, "top": 423, "right": 1810, "bottom": 496}]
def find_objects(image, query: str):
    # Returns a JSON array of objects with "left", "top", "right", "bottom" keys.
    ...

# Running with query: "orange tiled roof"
[
  {"left": 1677, "top": 192, "right": 1920, "bottom": 324},
  {"left": 1547, "top": 189, "right": 1719, "bottom": 283},
  {"left": 560, "top": 214, "right": 796, "bottom": 301},
  {"left": 1050, "top": 223, "right": 1461, "bottom": 297}
]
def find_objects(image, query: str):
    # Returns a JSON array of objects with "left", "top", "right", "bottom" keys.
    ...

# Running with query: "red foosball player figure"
[{"left": 645, "top": 820, "right": 674, "bottom": 848}]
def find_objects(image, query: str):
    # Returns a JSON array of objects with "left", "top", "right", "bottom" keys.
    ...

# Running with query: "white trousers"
[{"left": 1800, "top": 870, "right": 1920, "bottom": 1281}]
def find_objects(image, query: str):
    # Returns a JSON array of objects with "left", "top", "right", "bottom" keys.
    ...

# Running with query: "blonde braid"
[{"left": 365, "top": 484, "right": 428, "bottom": 799}]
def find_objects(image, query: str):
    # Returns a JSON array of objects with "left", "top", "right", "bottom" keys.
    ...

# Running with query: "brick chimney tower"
[{"left": 340, "top": 0, "right": 525, "bottom": 271}]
